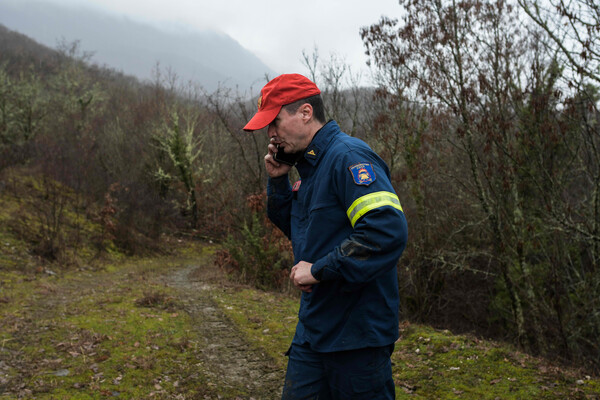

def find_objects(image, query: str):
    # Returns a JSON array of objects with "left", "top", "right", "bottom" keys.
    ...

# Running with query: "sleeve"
[
  {"left": 266, "top": 175, "right": 293, "bottom": 239},
  {"left": 310, "top": 151, "right": 408, "bottom": 284}
]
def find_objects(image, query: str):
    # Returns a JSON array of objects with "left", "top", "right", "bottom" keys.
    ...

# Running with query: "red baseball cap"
[{"left": 243, "top": 73, "right": 321, "bottom": 131}]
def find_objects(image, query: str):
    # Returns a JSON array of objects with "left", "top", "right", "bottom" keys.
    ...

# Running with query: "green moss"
[
  {"left": 0, "top": 216, "right": 37, "bottom": 271},
  {"left": 213, "top": 291, "right": 600, "bottom": 400},
  {"left": 0, "top": 252, "right": 219, "bottom": 399},
  {"left": 387, "top": 324, "right": 600, "bottom": 399},
  {"left": 214, "top": 287, "right": 299, "bottom": 367},
  {"left": 1, "top": 234, "right": 599, "bottom": 399}
]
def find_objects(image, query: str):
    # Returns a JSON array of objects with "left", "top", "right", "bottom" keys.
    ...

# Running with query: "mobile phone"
[{"left": 274, "top": 145, "right": 299, "bottom": 166}]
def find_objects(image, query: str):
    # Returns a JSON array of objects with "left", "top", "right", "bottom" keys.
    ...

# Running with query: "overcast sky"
[{"left": 33, "top": 0, "right": 403, "bottom": 84}]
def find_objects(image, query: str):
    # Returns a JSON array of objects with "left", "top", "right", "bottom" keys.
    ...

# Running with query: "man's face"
[{"left": 267, "top": 106, "right": 309, "bottom": 154}]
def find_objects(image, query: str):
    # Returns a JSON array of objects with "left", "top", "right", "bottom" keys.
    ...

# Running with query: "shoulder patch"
[{"left": 349, "top": 163, "right": 376, "bottom": 186}]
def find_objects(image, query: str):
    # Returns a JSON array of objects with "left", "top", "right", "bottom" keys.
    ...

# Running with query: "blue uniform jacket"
[{"left": 267, "top": 121, "right": 408, "bottom": 352}]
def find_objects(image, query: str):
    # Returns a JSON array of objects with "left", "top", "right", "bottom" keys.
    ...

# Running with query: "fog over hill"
[{"left": 0, "top": 0, "right": 275, "bottom": 91}]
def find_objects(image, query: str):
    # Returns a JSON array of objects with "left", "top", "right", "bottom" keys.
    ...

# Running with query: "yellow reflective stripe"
[{"left": 346, "top": 191, "right": 403, "bottom": 227}]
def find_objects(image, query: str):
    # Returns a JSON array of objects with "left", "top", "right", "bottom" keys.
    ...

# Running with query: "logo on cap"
[{"left": 257, "top": 95, "right": 263, "bottom": 110}]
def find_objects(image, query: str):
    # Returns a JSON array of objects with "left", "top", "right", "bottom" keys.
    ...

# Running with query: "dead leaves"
[
  {"left": 56, "top": 329, "right": 108, "bottom": 359},
  {"left": 135, "top": 290, "right": 180, "bottom": 311}
]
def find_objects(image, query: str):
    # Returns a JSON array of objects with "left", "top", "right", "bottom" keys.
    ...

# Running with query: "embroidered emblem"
[
  {"left": 349, "top": 163, "right": 376, "bottom": 186},
  {"left": 292, "top": 180, "right": 301, "bottom": 191},
  {"left": 307, "top": 149, "right": 316, "bottom": 156},
  {"left": 257, "top": 95, "right": 263, "bottom": 109}
]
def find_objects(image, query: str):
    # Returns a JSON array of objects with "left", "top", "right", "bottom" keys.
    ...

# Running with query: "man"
[{"left": 243, "top": 73, "right": 408, "bottom": 399}]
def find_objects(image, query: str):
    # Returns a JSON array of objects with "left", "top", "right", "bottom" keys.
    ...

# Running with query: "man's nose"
[{"left": 267, "top": 124, "right": 276, "bottom": 138}]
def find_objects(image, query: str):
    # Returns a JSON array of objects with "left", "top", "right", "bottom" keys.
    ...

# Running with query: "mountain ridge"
[{"left": 0, "top": 0, "right": 275, "bottom": 91}]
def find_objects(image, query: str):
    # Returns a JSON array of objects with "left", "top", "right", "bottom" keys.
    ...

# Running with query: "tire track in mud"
[{"left": 167, "top": 264, "right": 284, "bottom": 399}]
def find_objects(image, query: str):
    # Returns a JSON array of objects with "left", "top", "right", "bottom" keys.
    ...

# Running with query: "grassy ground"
[
  {"left": 217, "top": 283, "right": 600, "bottom": 400},
  {"left": 0, "top": 246, "right": 215, "bottom": 399},
  {"left": 1, "top": 242, "right": 599, "bottom": 399}
]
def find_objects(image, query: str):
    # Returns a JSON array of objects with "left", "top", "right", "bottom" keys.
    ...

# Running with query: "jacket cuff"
[
  {"left": 311, "top": 257, "right": 340, "bottom": 282},
  {"left": 267, "top": 175, "right": 290, "bottom": 195},
  {"left": 310, "top": 262, "right": 324, "bottom": 281}
]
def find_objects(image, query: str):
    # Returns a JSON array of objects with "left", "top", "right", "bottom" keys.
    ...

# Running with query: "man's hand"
[
  {"left": 290, "top": 261, "right": 319, "bottom": 293},
  {"left": 265, "top": 141, "right": 292, "bottom": 178}
]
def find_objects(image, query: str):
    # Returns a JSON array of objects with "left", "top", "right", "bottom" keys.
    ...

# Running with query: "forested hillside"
[
  {"left": 1, "top": 0, "right": 600, "bottom": 378},
  {"left": 0, "top": 0, "right": 275, "bottom": 91}
]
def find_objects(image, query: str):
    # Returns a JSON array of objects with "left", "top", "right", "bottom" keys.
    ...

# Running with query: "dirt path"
[{"left": 167, "top": 263, "right": 285, "bottom": 399}]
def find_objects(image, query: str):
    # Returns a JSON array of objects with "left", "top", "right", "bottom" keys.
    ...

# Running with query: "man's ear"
[{"left": 299, "top": 103, "right": 313, "bottom": 122}]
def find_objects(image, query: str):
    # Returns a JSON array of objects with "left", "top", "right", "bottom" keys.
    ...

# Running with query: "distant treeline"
[{"left": 1, "top": 0, "right": 599, "bottom": 374}]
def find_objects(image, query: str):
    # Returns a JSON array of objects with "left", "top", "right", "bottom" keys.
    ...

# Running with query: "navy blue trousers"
[{"left": 281, "top": 343, "right": 395, "bottom": 399}]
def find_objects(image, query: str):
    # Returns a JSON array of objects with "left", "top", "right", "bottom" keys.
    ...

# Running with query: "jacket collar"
[{"left": 301, "top": 120, "right": 339, "bottom": 167}]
